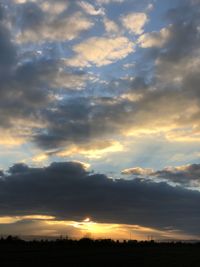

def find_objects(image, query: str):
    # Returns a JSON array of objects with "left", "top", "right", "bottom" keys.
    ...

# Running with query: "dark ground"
[{"left": 0, "top": 237, "right": 200, "bottom": 266}]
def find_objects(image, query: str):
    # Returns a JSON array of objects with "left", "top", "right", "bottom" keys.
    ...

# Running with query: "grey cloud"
[
  {"left": 152, "top": 163, "right": 200, "bottom": 187},
  {"left": 0, "top": 4, "right": 4, "bottom": 21},
  {"left": 15, "top": 1, "right": 93, "bottom": 43},
  {"left": 161, "top": 4, "right": 199, "bottom": 61},
  {"left": 16, "top": 2, "right": 44, "bottom": 31},
  {"left": 0, "top": 58, "right": 51, "bottom": 128},
  {"left": 33, "top": 96, "right": 132, "bottom": 149},
  {"left": 0, "top": 2, "right": 94, "bottom": 133},
  {"left": 1, "top": 161, "right": 200, "bottom": 236},
  {"left": 122, "top": 163, "right": 200, "bottom": 187},
  {"left": 0, "top": 24, "right": 16, "bottom": 73},
  {"left": 0, "top": 13, "right": 87, "bottom": 130}
]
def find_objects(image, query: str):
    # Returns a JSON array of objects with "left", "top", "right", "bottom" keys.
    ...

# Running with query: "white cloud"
[
  {"left": 121, "top": 12, "right": 148, "bottom": 35},
  {"left": 78, "top": 1, "right": 105, "bottom": 16},
  {"left": 13, "top": 0, "right": 34, "bottom": 3},
  {"left": 103, "top": 18, "right": 119, "bottom": 33},
  {"left": 40, "top": 1, "right": 68, "bottom": 15},
  {"left": 146, "top": 3, "right": 154, "bottom": 12},
  {"left": 96, "top": 0, "right": 124, "bottom": 4},
  {"left": 13, "top": 0, "right": 68, "bottom": 14},
  {"left": 138, "top": 27, "right": 171, "bottom": 48},
  {"left": 67, "top": 36, "right": 134, "bottom": 67}
]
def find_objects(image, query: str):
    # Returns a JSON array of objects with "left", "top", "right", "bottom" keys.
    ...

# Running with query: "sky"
[{"left": 0, "top": 0, "right": 200, "bottom": 240}]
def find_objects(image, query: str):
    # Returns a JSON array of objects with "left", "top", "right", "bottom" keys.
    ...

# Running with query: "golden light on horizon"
[{"left": 0, "top": 215, "right": 196, "bottom": 241}]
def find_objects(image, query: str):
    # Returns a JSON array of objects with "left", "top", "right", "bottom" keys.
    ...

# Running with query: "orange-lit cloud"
[
  {"left": 0, "top": 215, "right": 55, "bottom": 224},
  {"left": 57, "top": 140, "right": 124, "bottom": 159}
]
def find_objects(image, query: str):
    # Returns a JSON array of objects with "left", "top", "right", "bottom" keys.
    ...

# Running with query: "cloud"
[
  {"left": 16, "top": 2, "right": 93, "bottom": 43},
  {"left": 138, "top": 27, "right": 171, "bottom": 48},
  {"left": 0, "top": 57, "right": 66, "bottom": 129},
  {"left": 122, "top": 167, "right": 154, "bottom": 176},
  {"left": 0, "top": 215, "right": 55, "bottom": 224},
  {"left": 0, "top": 4, "right": 91, "bottom": 144},
  {"left": 0, "top": 216, "right": 190, "bottom": 240},
  {"left": 8, "top": 163, "right": 30, "bottom": 174},
  {"left": 56, "top": 140, "right": 123, "bottom": 159},
  {"left": 1, "top": 161, "right": 200, "bottom": 237},
  {"left": 146, "top": 3, "right": 154, "bottom": 12},
  {"left": 1, "top": 0, "right": 200, "bottom": 157},
  {"left": 0, "top": 16, "right": 16, "bottom": 72},
  {"left": 14, "top": 0, "right": 69, "bottom": 15},
  {"left": 78, "top": 1, "right": 105, "bottom": 16},
  {"left": 13, "top": 0, "right": 29, "bottom": 3},
  {"left": 35, "top": 1, "right": 200, "bottom": 151},
  {"left": 32, "top": 96, "right": 134, "bottom": 150},
  {"left": 67, "top": 36, "right": 134, "bottom": 67},
  {"left": 121, "top": 12, "right": 148, "bottom": 35},
  {"left": 96, "top": 0, "right": 124, "bottom": 5},
  {"left": 40, "top": 1, "right": 68, "bottom": 15},
  {"left": 103, "top": 18, "right": 119, "bottom": 34},
  {"left": 121, "top": 162, "right": 200, "bottom": 188},
  {"left": 152, "top": 163, "right": 200, "bottom": 187}
]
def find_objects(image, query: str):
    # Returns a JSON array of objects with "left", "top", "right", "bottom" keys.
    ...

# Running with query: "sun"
[{"left": 83, "top": 217, "right": 91, "bottom": 222}]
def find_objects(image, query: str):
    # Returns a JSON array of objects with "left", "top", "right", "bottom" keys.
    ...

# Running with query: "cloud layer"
[
  {"left": 0, "top": 0, "right": 199, "bottom": 157},
  {"left": 1, "top": 161, "right": 200, "bottom": 237}
]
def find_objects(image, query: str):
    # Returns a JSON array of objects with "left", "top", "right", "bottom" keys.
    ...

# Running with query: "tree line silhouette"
[
  {"left": 1, "top": 235, "right": 200, "bottom": 266},
  {"left": 1, "top": 235, "right": 200, "bottom": 247}
]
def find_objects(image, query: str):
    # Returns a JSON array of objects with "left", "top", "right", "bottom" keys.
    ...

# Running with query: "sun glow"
[
  {"left": 0, "top": 215, "right": 195, "bottom": 241},
  {"left": 83, "top": 217, "right": 91, "bottom": 222}
]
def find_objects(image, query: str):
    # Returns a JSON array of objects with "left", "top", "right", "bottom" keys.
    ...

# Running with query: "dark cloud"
[
  {"left": 161, "top": 2, "right": 200, "bottom": 62},
  {"left": 0, "top": 59, "right": 50, "bottom": 128},
  {"left": 1, "top": 161, "right": 200, "bottom": 236},
  {"left": 8, "top": 163, "right": 30, "bottom": 174},
  {"left": 0, "top": 23, "right": 16, "bottom": 73},
  {"left": 33, "top": 96, "right": 133, "bottom": 149},
  {"left": 0, "top": 4, "right": 4, "bottom": 21},
  {"left": 0, "top": 7, "right": 49, "bottom": 129}
]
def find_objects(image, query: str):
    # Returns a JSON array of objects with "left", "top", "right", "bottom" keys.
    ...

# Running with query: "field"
[{"left": 0, "top": 237, "right": 200, "bottom": 266}]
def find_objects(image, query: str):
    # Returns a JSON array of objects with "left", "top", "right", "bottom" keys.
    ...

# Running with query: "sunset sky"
[{"left": 0, "top": 0, "right": 200, "bottom": 240}]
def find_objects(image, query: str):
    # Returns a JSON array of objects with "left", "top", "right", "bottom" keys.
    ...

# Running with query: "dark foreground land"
[{"left": 0, "top": 237, "right": 200, "bottom": 267}]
